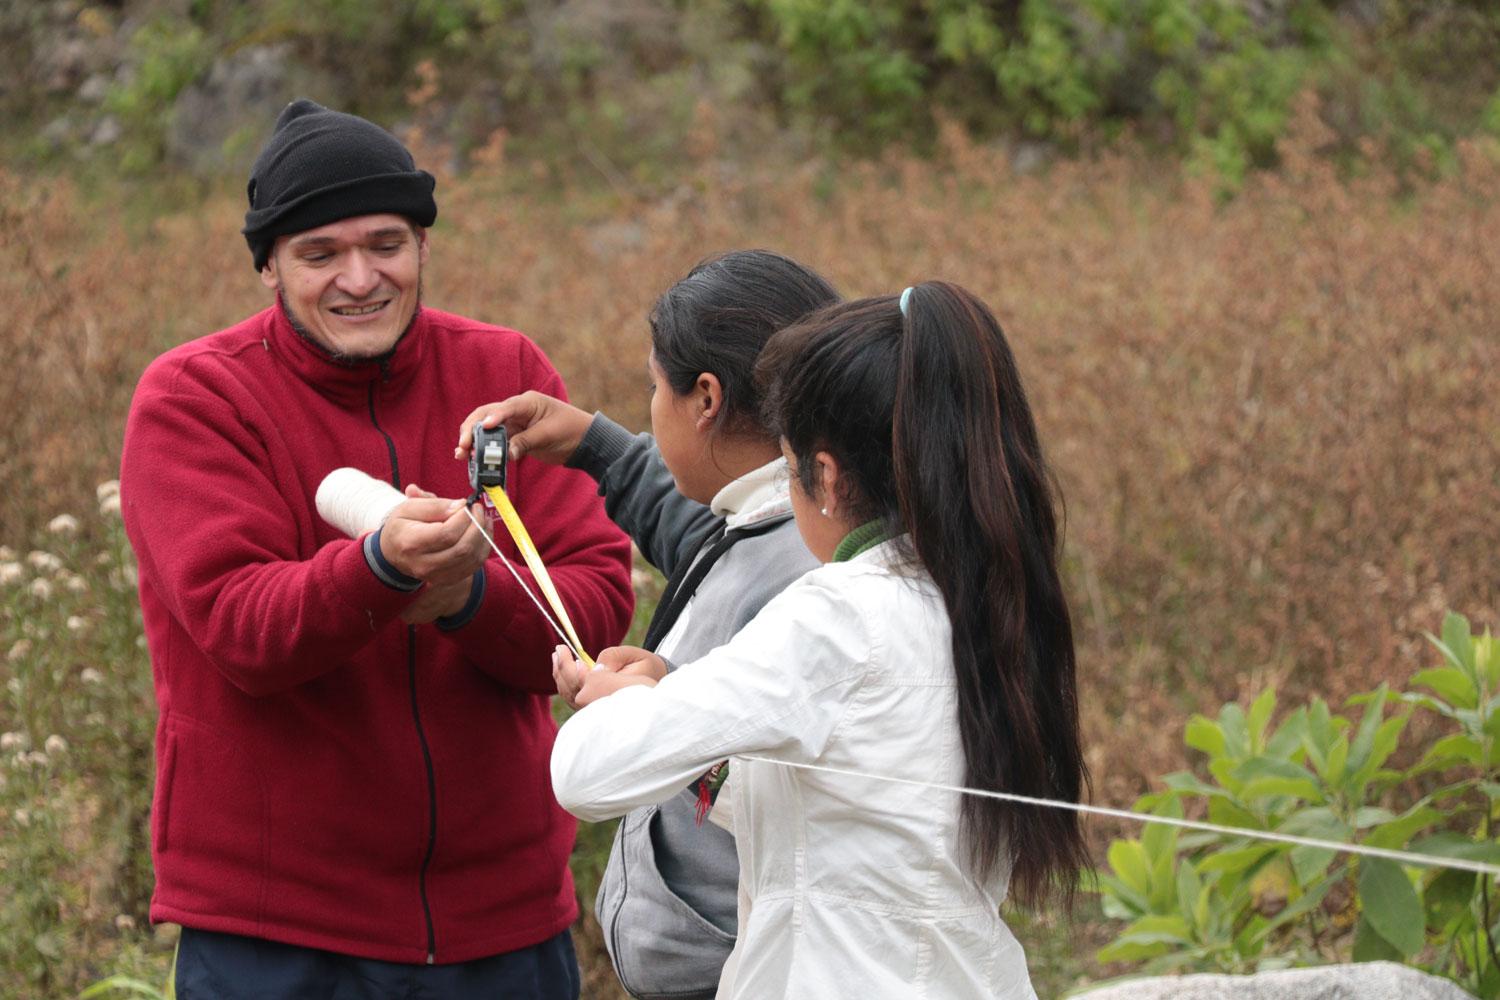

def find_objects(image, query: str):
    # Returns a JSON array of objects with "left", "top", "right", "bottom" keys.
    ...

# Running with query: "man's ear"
[
  {"left": 416, "top": 226, "right": 430, "bottom": 266},
  {"left": 259, "top": 252, "right": 279, "bottom": 291},
  {"left": 694, "top": 372, "right": 725, "bottom": 432}
]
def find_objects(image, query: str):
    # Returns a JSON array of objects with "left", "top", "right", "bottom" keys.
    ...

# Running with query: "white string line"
[
  {"left": 463, "top": 503, "right": 584, "bottom": 662},
  {"left": 737, "top": 756, "right": 1500, "bottom": 878}
]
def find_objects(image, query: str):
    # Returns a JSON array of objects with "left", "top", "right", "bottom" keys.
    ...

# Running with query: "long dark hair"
[
  {"left": 758, "top": 282, "right": 1088, "bottom": 909},
  {"left": 650, "top": 249, "right": 840, "bottom": 439}
]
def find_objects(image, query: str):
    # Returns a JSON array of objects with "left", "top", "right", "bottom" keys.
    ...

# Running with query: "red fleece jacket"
[{"left": 119, "top": 303, "right": 633, "bottom": 964}]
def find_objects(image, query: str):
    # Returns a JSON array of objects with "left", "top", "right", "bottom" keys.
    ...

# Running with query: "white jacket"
[{"left": 552, "top": 541, "right": 1038, "bottom": 999}]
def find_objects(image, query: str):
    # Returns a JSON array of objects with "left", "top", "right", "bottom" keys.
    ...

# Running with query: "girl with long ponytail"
[{"left": 551, "top": 282, "right": 1087, "bottom": 998}]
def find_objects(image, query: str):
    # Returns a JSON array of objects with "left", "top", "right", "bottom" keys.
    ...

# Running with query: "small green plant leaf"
[
  {"left": 1440, "top": 612, "right": 1476, "bottom": 676},
  {"left": 1364, "top": 803, "right": 1443, "bottom": 850},
  {"left": 1422, "top": 868, "right": 1476, "bottom": 930},
  {"left": 1265, "top": 707, "right": 1308, "bottom": 760},
  {"left": 1409, "top": 832, "right": 1500, "bottom": 865},
  {"left": 1247, "top": 687, "right": 1276, "bottom": 754},
  {"left": 79, "top": 976, "right": 169, "bottom": 1000},
  {"left": 1235, "top": 757, "right": 1323, "bottom": 803},
  {"left": 1185, "top": 714, "right": 1226, "bottom": 758},
  {"left": 1289, "top": 844, "right": 1337, "bottom": 885},
  {"left": 1321, "top": 734, "right": 1349, "bottom": 786},
  {"left": 1097, "top": 914, "right": 1195, "bottom": 963},
  {"left": 1219, "top": 703, "right": 1250, "bottom": 759},
  {"left": 1199, "top": 842, "right": 1278, "bottom": 875},
  {"left": 1108, "top": 839, "right": 1153, "bottom": 895},
  {"left": 1416, "top": 732, "right": 1484, "bottom": 771},
  {"left": 1352, "top": 913, "right": 1405, "bottom": 963},
  {"left": 1409, "top": 666, "right": 1477, "bottom": 710},
  {"left": 1358, "top": 858, "right": 1424, "bottom": 958}
]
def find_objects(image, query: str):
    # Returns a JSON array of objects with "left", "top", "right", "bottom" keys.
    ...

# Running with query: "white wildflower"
[
  {"left": 26, "top": 551, "right": 62, "bottom": 572},
  {"left": 0, "top": 545, "right": 12, "bottom": 559},
  {"left": 24, "top": 751, "right": 49, "bottom": 768},
  {"left": 94, "top": 552, "right": 112, "bottom": 566},
  {"left": 13, "top": 808, "right": 30, "bottom": 827},
  {"left": 66, "top": 615, "right": 86, "bottom": 632},
  {"left": 44, "top": 735, "right": 67, "bottom": 755},
  {"left": 29, "top": 578, "right": 53, "bottom": 600},
  {"left": 114, "top": 914, "right": 136, "bottom": 931},
  {"left": 47, "top": 514, "right": 79, "bottom": 534},
  {"left": 96, "top": 480, "right": 120, "bottom": 503},
  {"left": 8, "top": 639, "right": 31, "bottom": 663},
  {"left": 100, "top": 493, "right": 122, "bottom": 517},
  {"left": 65, "top": 574, "right": 88, "bottom": 593},
  {"left": 84, "top": 712, "right": 105, "bottom": 726},
  {"left": 0, "top": 562, "right": 21, "bottom": 585},
  {"left": 5, "top": 678, "right": 20, "bottom": 695},
  {"left": 81, "top": 668, "right": 103, "bottom": 685},
  {"left": 0, "top": 732, "right": 27, "bottom": 751},
  {"left": 135, "top": 635, "right": 146, "bottom": 649}
]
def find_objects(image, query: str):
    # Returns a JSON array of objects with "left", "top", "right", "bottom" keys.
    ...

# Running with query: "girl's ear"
[
  {"left": 694, "top": 372, "right": 725, "bottom": 432},
  {"left": 814, "top": 450, "right": 843, "bottom": 518}
]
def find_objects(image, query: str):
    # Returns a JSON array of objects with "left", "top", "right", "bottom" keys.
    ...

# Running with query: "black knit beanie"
[{"left": 242, "top": 99, "right": 437, "bottom": 271}]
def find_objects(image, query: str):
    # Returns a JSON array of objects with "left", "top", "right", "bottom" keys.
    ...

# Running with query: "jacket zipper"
[{"left": 368, "top": 374, "right": 440, "bottom": 965}]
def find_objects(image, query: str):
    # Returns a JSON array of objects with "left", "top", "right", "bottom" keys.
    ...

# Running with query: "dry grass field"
[{"left": 2, "top": 104, "right": 1498, "bottom": 995}]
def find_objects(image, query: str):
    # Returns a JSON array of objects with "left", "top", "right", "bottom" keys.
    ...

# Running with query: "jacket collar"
[
  {"left": 712, "top": 456, "right": 794, "bottom": 530},
  {"left": 264, "top": 298, "right": 428, "bottom": 406}
]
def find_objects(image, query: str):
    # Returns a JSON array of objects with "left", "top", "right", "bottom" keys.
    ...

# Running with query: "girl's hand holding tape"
[
  {"left": 552, "top": 643, "right": 666, "bottom": 710},
  {"left": 455, "top": 391, "right": 592, "bottom": 465}
]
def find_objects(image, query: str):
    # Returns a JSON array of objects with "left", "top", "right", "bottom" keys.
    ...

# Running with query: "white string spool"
[{"left": 316, "top": 468, "right": 406, "bottom": 537}]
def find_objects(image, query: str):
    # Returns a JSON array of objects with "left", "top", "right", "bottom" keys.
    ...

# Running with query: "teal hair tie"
[{"left": 899, "top": 286, "right": 913, "bottom": 317}]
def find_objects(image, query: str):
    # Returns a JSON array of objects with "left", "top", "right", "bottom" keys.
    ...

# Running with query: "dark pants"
[{"left": 175, "top": 926, "right": 581, "bottom": 1000}]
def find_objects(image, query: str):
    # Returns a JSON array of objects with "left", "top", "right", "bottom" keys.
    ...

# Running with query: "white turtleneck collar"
[{"left": 710, "top": 456, "right": 793, "bottom": 529}]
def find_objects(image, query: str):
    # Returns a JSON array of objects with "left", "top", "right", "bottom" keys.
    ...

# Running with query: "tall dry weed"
[{"left": 2, "top": 115, "right": 1497, "bottom": 805}]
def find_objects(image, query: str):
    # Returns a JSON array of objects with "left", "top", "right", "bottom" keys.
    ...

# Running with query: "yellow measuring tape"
[{"left": 481, "top": 484, "right": 596, "bottom": 669}]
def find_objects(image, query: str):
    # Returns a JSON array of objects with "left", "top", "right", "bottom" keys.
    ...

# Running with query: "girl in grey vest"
[{"left": 459, "top": 249, "right": 839, "bottom": 998}]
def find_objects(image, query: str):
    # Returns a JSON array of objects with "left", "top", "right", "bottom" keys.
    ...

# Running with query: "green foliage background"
[{"left": 8, "top": 1, "right": 1500, "bottom": 185}]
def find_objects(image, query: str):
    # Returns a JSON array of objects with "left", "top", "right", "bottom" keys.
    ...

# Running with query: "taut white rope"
[
  {"left": 737, "top": 756, "right": 1500, "bottom": 878},
  {"left": 463, "top": 503, "right": 584, "bottom": 663}
]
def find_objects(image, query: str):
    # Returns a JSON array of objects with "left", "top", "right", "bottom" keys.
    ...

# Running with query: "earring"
[{"left": 820, "top": 507, "right": 829, "bottom": 517}]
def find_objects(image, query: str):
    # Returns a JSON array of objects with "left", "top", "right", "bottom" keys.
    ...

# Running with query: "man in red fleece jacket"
[{"left": 119, "top": 99, "right": 634, "bottom": 998}]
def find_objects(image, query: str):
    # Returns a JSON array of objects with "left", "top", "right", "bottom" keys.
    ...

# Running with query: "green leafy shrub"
[
  {"left": 103, "top": 17, "right": 212, "bottom": 172},
  {"left": 1097, "top": 612, "right": 1500, "bottom": 995}
]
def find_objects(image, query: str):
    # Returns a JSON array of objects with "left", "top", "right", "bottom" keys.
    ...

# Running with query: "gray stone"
[
  {"left": 89, "top": 115, "right": 121, "bottom": 146},
  {"left": 38, "top": 115, "right": 78, "bottom": 151},
  {"left": 77, "top": 73, "right": 110, "bottom": 104},
  {"left": 165, "top": 44, "right": 310, "bottom": 174},
  {"left": 1072, "top": 962, "right": 1475, "bottom": 1000}
]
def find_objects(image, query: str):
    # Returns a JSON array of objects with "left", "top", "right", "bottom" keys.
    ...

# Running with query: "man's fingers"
[{"left": 392, "top": 496, "right": 463, "bottom": 523}]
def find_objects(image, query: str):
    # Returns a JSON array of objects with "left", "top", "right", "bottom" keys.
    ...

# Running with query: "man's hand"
[
  {"left": 380, "top": 485, "right": 489, "bottom": 586},
  {"left": 400, "top": 576, "right": 475, "bottom": 624},
  {"left": 552, "top": 643, "right": 662, "bottom": 710},
  {"left": 455, "top": 392, "right": 592, "bottom": 466}
]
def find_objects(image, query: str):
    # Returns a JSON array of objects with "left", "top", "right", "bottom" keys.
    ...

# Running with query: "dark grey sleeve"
[{"left": 567, "top": 413, "right": 720, "bottom": 577}]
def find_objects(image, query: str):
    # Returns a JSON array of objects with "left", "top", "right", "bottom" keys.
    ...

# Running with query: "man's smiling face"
[{"left": 260, "top": 213, "right": 429, "bottom": 361}]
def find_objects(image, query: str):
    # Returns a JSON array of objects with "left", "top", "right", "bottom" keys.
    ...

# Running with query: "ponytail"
[{"left": 759, "top": 283, "right": 1088, "bottom": 909}]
